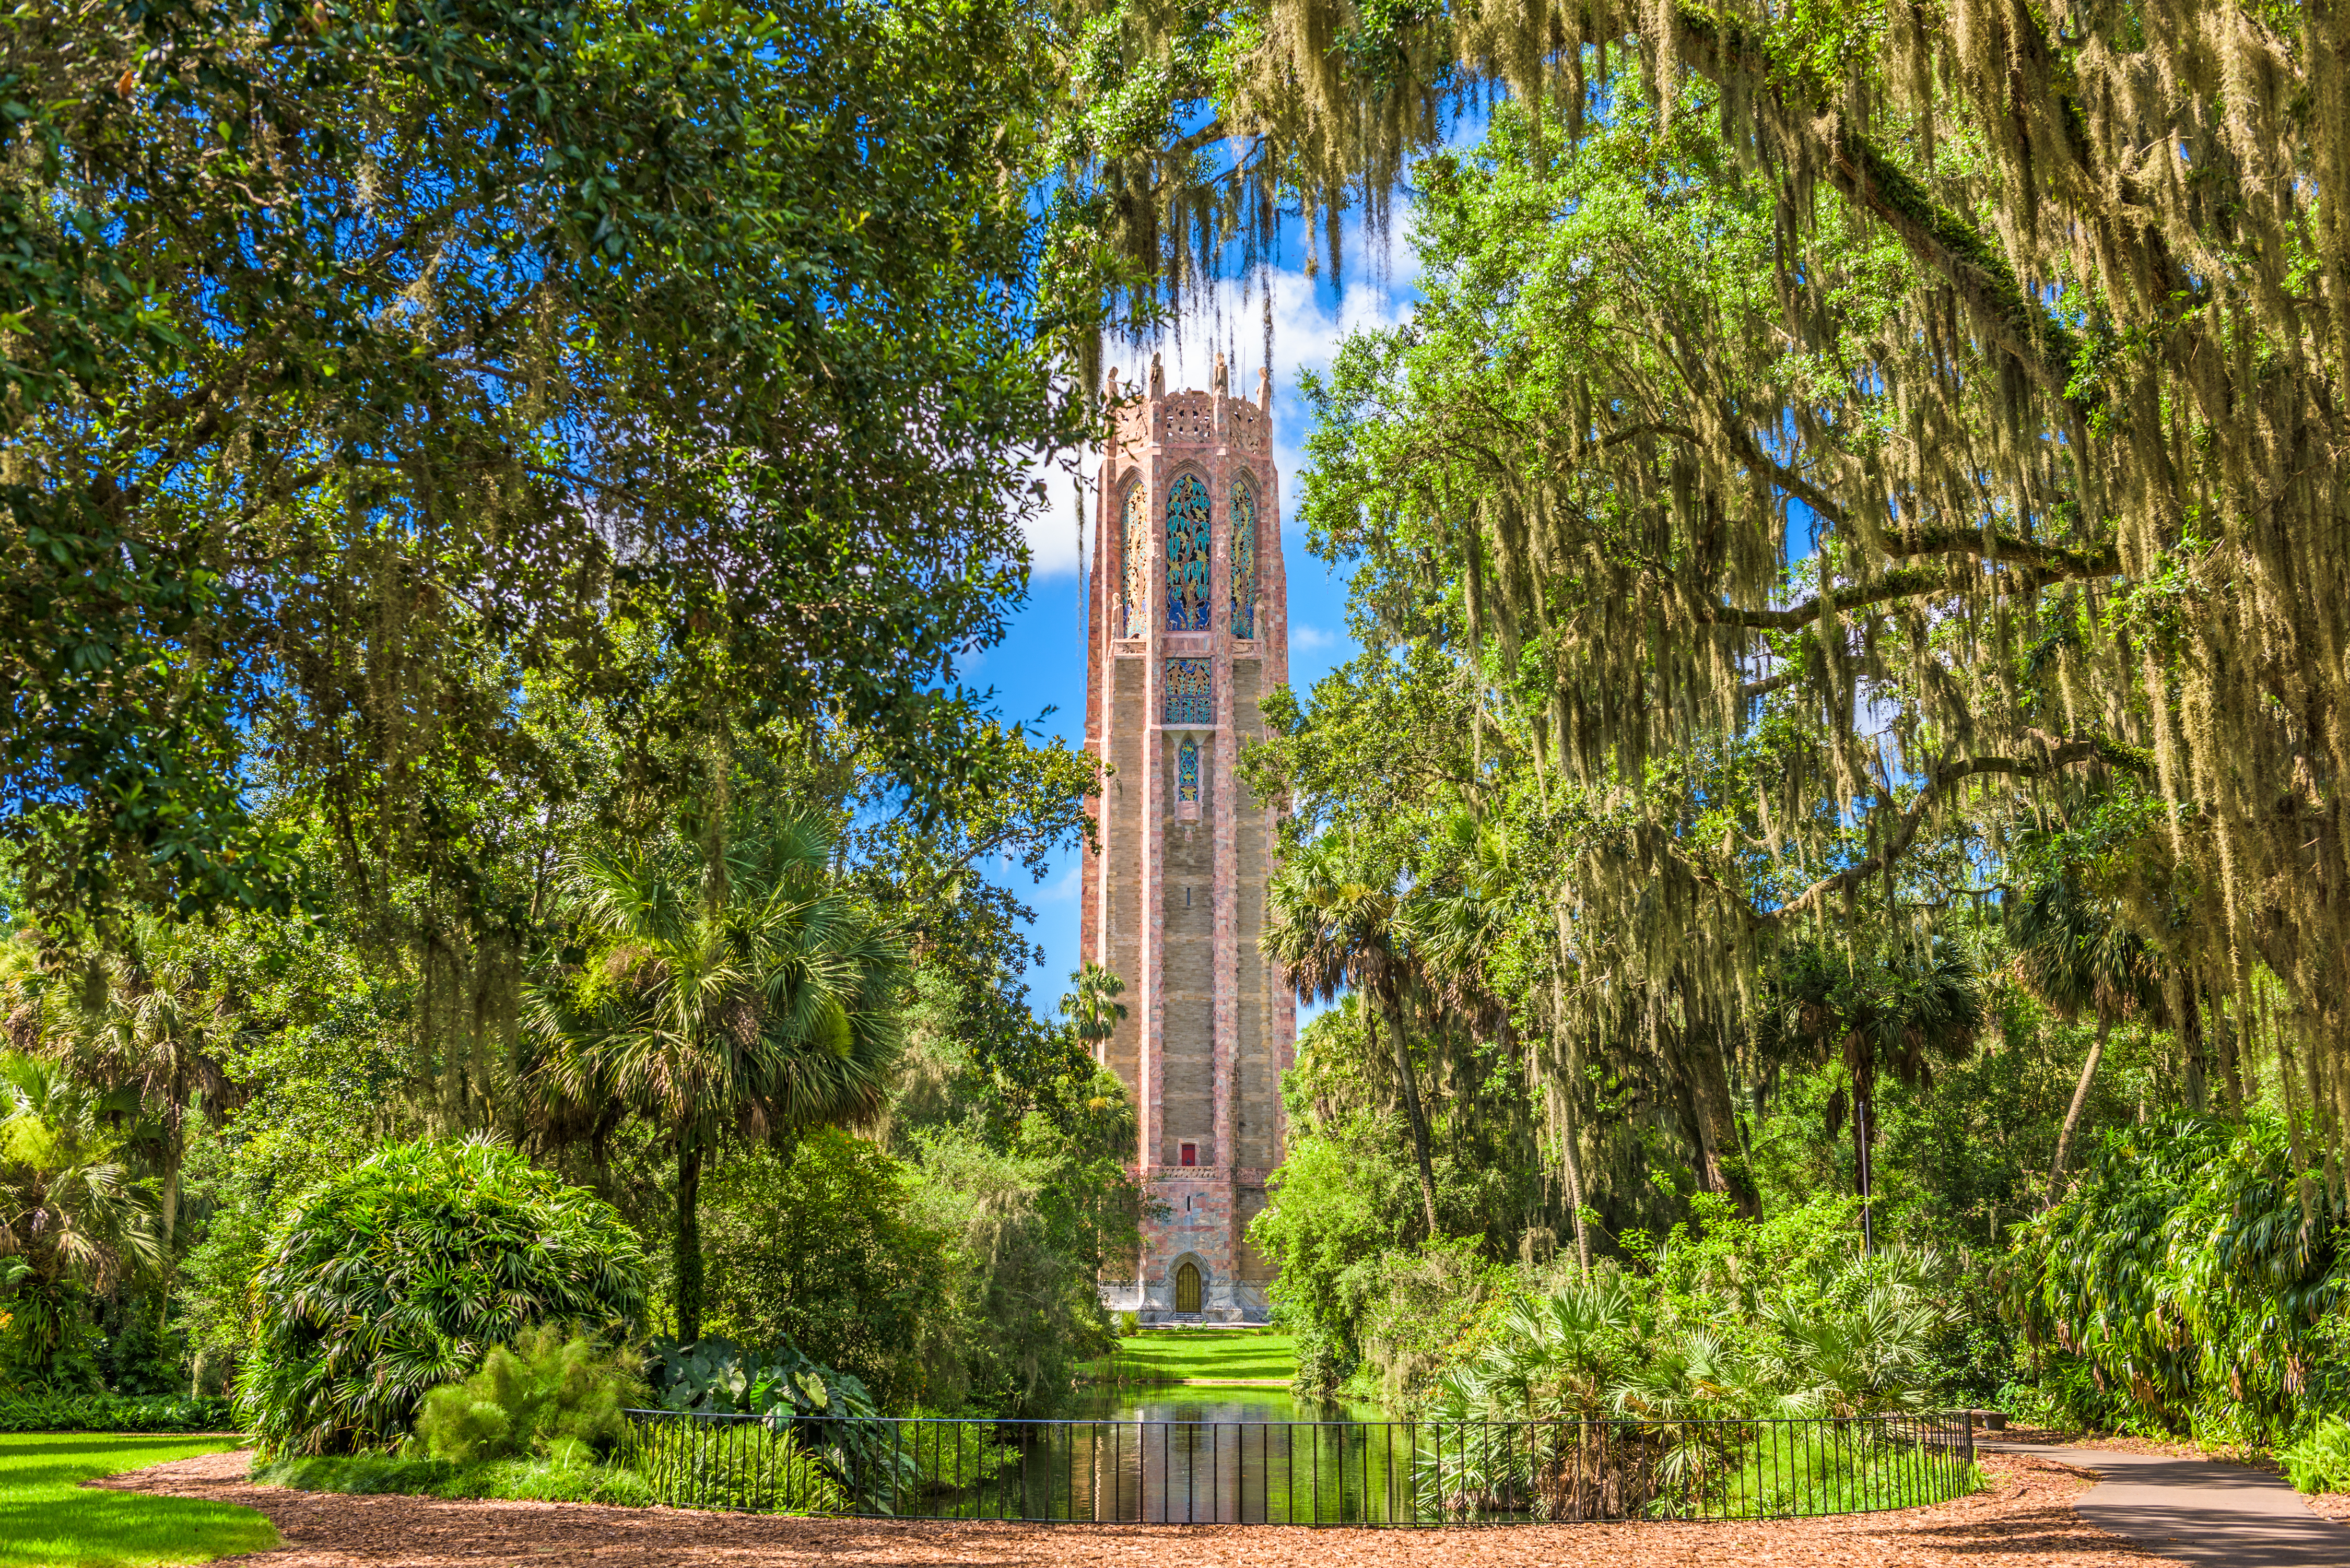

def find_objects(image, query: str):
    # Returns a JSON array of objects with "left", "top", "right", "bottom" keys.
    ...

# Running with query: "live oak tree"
[
  {"left": 2, "top": 0, "right": 1087, "bottom": 1093},
  {"left": 1082, "top": 0, "right": 2350, "bottom": 1199}
]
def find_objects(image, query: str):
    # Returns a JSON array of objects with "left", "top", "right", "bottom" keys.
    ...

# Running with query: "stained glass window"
[
  {"left": 1165, "top": 473, "right": 1212, "bottom": 631},
  {"left": 1230, "top": 479, "right": 1258, "bottom": 639},
  {"left": 1166, "top": 657, "right": 1213, "bottom": 724},
  {"left": 1178, "top": 736, "right": 1200, "bottom": 803},
  {"left": 1120, "top": 484, "right": 1150, "bottom": 638}
]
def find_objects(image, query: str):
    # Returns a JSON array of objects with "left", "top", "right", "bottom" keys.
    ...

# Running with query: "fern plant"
[{"left": 414, "top": 1325, "right": 645, "bottom": 1465}]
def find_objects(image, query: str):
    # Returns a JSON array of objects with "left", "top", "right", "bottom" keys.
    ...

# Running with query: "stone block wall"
[{"left": 1082, "top": 355, "right": 1294, "bottom": 1325}]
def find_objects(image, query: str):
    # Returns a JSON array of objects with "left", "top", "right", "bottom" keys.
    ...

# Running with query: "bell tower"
[{"left": 1083, "top": 350, "right": 1294, "bottom": 1323}]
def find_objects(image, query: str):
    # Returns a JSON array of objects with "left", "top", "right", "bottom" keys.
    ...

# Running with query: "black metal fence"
[{"left": 622, "top": 1408, "right": 1979, "bottom": 1524}]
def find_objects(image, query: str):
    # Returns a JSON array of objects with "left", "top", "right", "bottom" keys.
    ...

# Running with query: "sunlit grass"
[
  {"left": 1091, "top": 1328, "right": 1298, "bottom": 1384},
  {"left": 0, "top": 1434, "right": 276, "bottom": 1568}
]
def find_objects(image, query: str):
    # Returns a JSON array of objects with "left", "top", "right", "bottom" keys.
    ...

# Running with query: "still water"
[{"left": 906, "top": 1387, "right": 1420, "bottom": 1523}]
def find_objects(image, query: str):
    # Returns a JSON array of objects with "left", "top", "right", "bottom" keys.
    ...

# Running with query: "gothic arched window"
[
  {"left": 1165, "top": 473, "right": 1211, "bottom": 631},
  {"left": 1230, "top": 478, "right": 1259, "bottom": 639},
  {"left": 1120, "top": 483, "right": 1150, "bottom": 638}
]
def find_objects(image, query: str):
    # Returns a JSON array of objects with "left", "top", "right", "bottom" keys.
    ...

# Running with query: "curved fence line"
[{"left": 622, "top": 1409, "right": 1981, "bottom": 1525}]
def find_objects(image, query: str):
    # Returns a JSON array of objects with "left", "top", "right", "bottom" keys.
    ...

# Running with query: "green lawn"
[
  {"left": 1096, "top": 1328, "right": 1298, "bottom": 1384},
  {"left": 0, "top": 1434, "right": 277, "bottom": 1568}
]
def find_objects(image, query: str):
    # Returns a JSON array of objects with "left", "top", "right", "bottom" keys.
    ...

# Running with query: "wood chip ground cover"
[{"left": 98, "top": 1448, "right": 2168, "bottom": 1566}]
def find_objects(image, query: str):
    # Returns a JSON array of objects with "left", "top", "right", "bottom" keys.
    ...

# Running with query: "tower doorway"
[{"left": 1174, "top": 1260, "right": 1203, "bottom": 1314}]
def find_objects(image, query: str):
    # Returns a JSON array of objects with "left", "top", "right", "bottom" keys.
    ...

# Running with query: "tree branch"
[
  {"left": 1671, "top": 7, "right": 2083, "bottom": 402},
  {"left": 1775, "top": 732, "right": 2144, "bottom": 921}
]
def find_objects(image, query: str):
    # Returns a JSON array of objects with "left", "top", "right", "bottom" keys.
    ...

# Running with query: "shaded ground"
[
  {"left": 1985, "top": 1442, "right": 2350, "bottom": 1567},
  {"left": 99, "top": 1447, "right": 2163, "bottom": 1567}
]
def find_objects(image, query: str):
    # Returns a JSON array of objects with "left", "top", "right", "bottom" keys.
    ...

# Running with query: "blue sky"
[{"left": 974, "top": 225, "right": 1425, "bottom": 1019}]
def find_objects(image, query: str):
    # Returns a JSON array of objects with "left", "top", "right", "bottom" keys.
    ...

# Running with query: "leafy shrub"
[
  {"left": 2281, "top": 1417, "right": 2350, "bottom": 1495},
  {"left": 700, "top": 1129, "right": 956, "bottom": 1411},
  {"left": 414, "top": 1326, "right": 644, "bottom": 1464},
  {"left": 2001, "top": 1115, "right": 2346, "bottom": 1445},
  {"left": 240, "top": 1137, "right": 648, "bottom": 1455},
  {"left": 645, "top": 1337, "right": 917, "bottom": 1508},
  {"left": 256, "top": 1451, "right": 659, "bottom": 1506},
  {"left": 626, "top": 1418, "right": 850, "bottom": 1513},
  {"left": 0, "top": 1390, "right": 236, "bottom": 1432},
  {"left": 647, "top": 1335, "right": 874, "bottom": 1420}
]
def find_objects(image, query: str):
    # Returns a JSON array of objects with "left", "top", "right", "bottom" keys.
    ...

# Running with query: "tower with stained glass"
[{"left": 1082, "top": 350, "right": 1292, "bottom": 1323}]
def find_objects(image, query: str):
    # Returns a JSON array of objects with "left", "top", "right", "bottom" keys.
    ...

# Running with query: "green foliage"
[
  {"left": 897, "top": 1123, "right": 1126, "bottom": 1414},
  {"left": 645, "top": 1336, "right": 876, "bottom": 1421},
  {"left": 0, "top": 1393, "right": 232, "bottom": 1434},
  {"left": 2002, "top": 1116, "right": 2346, "bottom": 1446},
  {"left": 240, "top": 1139, "right": 647, "bottom": 1455},
  {"left": 527, "top": 807, "right": 906, "bottom": 1345},
  {"left": 2279, "top": 1417, "right": 2350, "bottom": 1497},
  {"left": 700, "top": 1128, "right": 954, "bottom": 1411},
  {"left": 413, "top": 1327, "right": 643, "bottom": 1466},
  {"left": 255, "top": 1451, "right": 659, "bottom": 1508},
  {"left": 0, "top": 1053, "right": 162, "bottom": 1378},
  {"left": 2, "top": 0, "right": 1083, "bottom": 934},
  {"left": 0, "top": 1433, "right": 276, "bottom": 1567},
  {"left": 625, "top": 1419, "right": 850, "bottom": 1514}
]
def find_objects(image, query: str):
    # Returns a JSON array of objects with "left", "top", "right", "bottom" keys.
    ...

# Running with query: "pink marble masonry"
[{"left": 1082, "top": 353, "right": 1296, "bottom": 1323}]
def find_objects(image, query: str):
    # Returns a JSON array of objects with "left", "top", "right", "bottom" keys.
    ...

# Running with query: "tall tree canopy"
[
  {"left": 1123, "top": 2, "right": 2350, "bottom": 1193},
  {"left": 3, "top": 0, "right": 1084, "bottom": 938}
]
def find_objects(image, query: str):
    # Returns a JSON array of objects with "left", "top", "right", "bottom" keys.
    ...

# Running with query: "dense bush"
[
  {"left": 2002, "top": 1116, "right": 2346, "bottom": 1447},
  {"left": 414, "top": 1327, "right": 643, "bottom": 1465},
  {"left": 2280, "top": 1418, "right": 2350, "bottom": 1496},
  {"left": 256, "top": 1451, "right": 659, "bottom": 1507},
  {"left": 240, "top": 1138, "right": 648, "bottom": 1455},
  {"left": 700, "top": 1128, "right": 955, "bottom": 1411},
  {"left": 0, "top": 1390, "right": 235, "bottom": 1432}
]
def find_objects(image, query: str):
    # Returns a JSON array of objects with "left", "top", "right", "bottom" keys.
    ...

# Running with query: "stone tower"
[{"left": 1084, "top": 350, "right": 1294, "bottom": 1324}]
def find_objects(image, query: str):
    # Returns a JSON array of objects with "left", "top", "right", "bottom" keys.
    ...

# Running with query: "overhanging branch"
[{"left": 1774, "top": 732, "right": 2144, "bottom": 921}]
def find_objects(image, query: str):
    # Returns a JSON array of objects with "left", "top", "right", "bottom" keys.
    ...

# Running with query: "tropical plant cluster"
[
  {"left": 1, "top": 0, "right": 1143, "bottom": 1463},
  {"left": 1188, "top": 2, "right": 2350, "bottom": 1482},
  {"left": 0, "top": 1392, "right": 233, "bottom": 1434}
]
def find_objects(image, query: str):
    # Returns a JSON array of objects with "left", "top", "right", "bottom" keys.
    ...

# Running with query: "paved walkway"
[{"left": 1984, "top": 1442, "right": 2348, "bottom": 1566}]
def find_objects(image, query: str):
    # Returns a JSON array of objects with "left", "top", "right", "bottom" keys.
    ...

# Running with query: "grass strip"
[
  {"left": 0, "top": 1433, "right": 276, "bottom": 1568},
  {"left": 1091, "top": 1328, "right": 1299, "bottom": 1385},
  {"left": 253, "top": 1451, "right": 658, "bottom": 1506}
]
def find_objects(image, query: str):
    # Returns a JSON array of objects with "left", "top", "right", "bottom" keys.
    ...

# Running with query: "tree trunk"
[
  {"left": 1685, "top": 1023, "right": 1755, "bottom": 1217},
  {"left": 2048, "top": 1016, "right": 2109, "bottom": 1206},
  {"left": 675, "top": 1123, "right": 706, "bottom": 1343},
  {"left": 1547, "top": 953, "right": 1591, "bottom": 1274},
  {"left": 1852, "top": 1069, "right": 1875, "bottom": 1255},
  {"left": 1376, "top": 993, "right": 1441, "bottom": 1240},
  {"left": 2178, "top": 983, "right": 2208, "bottom": 1115}
]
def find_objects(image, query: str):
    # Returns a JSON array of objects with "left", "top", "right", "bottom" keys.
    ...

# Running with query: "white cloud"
[
  {"left": 1034, "top": 861, "right": 1083, "bottom": 903},
  {"left": 1292, "top": 622, "right": 1338, "bottom": 652},
  {"left": 1024, "top": 221, "right": 1421, "bottom": 580}
]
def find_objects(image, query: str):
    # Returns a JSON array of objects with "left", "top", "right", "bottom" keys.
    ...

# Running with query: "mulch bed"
[{"left": 93, "top": 1448, "right": 2169, "bottom": 1567}]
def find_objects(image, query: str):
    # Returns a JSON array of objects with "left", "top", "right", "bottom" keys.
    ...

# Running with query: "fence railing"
[{"left": 622, "top": 1408, "right": 1979, "bottom": 1524}]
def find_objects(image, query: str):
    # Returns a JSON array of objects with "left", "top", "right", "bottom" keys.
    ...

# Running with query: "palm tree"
[
  {"left": 1065, "top": 962, "right": 1127, "bottom": 1060},
  {"left": 2008, "top": 874, "right": 2165, "bottom": 1202},
  {"left": 1263, "top": 838, "right": 1441, "bottom": 1239},
  {"left": 1756, "top": 937, "right": 1983, "bottom": 1252},
  {"left": 528, "top": 810, "right": 904, "bottom": 1342},
  {"left": 33, "top": 919, "right": 237, "bottom": 1258},
  {"left": 0, "top": 1053, "right": 163, "bottom": 1373}
]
